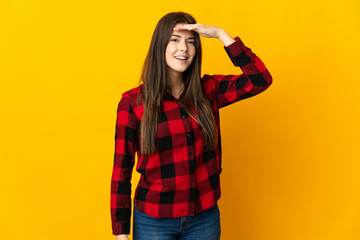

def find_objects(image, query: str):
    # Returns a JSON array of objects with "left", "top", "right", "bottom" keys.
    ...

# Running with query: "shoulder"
[
  {"left": 122, "top": 84, "right": 143, "bottom": 99},
  {"left": 200, "top": 74, "right": 216, "bottom": 101},
  {"left": 117, "top": 85, "right": 143, "bottom": 123},
  {"left": 201, "top": 74, "right": 215, "bottom": 85},
  {"left": 119, "top": 84, "right": 143, "bottom": 107}
]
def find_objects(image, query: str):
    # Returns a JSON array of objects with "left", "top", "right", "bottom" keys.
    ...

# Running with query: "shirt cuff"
[
  {"left": 112, "top": 221, "right": 130, "bottom": 235},
  {"left": 224, "top": 36, "right": 245, "bottom": 57}
]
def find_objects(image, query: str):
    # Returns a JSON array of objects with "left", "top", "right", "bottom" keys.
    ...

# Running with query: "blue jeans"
[{"left": 133, "top": 201, "right": 221, "bottom": 240}]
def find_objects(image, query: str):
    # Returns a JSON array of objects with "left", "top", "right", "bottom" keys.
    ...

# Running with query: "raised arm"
[
  {"left": 203, "top": 33, "right": 273, "bottom": 109},
  {"left": 174, "top": 24, "right": 273, "bottom": 109},
  {"left": 111, "top": 92, "right": 139, "bottom": 237}
]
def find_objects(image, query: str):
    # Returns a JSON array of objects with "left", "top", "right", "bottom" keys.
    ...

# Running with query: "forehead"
[{"left": 171, "top": 23, "right": 194, "bottom": 37}]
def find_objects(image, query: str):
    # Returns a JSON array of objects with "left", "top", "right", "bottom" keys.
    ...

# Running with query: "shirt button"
[
  {"left": 177, "top": 100, "right": 181, "bottom": 104},
  {"left": 186, "top": 132, "right": 190, "bottom": 137},
  {"left": 181, "top": 115, "right": 185, "bottom": 119},
  {"left": 189, "top": 169, "right": 194, "bottom": 174}
]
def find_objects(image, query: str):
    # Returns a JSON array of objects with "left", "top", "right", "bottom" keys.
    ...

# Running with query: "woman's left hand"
[{"left": 173, "top": 23, "right": 224, "bottom": 39}]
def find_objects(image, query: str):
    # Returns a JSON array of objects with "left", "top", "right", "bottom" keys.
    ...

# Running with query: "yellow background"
[{"left": 1, "top": 0, "right": 359, "bottom": 239}]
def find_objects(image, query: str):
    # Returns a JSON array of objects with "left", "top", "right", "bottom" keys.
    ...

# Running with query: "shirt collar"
[{"left": 164, "top": 90, "right": 185, "bottom": 101}]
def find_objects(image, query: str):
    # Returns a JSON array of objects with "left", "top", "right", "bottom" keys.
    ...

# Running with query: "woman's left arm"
[{"left": 174, "top": 24, "right": 273, "bottom": 109}]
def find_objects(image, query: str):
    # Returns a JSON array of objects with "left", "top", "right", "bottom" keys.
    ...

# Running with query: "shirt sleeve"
[
  {"left": 201, "top": 36, "right": 273, "bottom": 109},
  {"left": 110, "top": 92, "right": 139, "bottom": 235}
]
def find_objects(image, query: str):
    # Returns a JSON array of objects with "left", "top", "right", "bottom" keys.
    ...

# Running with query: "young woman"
[{"left": 111, "top": 12, "right": 272, "bottom": 240}]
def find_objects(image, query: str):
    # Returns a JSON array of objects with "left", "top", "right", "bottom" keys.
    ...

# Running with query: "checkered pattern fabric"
[{"left": 111, "top": 36, "right": 273, "bottom": 235}]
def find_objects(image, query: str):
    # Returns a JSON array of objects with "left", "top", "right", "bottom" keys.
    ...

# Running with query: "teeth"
[{"left": 175, "top": 56, "right": 187, "bottom": 60}]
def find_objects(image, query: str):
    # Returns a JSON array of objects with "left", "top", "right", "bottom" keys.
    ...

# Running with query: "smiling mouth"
[{"left": 174, "top": 57, "right": 188, "bottom": 62}]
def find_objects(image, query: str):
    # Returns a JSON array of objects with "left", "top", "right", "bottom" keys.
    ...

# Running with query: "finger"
[
  {"left": 173, "top": 24, "right": 196, "bottom": 31},
  {"left": 173, "top": 27, "right": 197, "bottom": 33}
]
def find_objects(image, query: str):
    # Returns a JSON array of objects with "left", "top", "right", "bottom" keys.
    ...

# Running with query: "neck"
[{"left": 167, "top": 69, "right": 184, "bottom": 98}]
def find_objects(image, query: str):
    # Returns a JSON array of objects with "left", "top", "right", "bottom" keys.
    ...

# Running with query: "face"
[{"left": 165, "top": 23, "right": 196, "bottom": 76}]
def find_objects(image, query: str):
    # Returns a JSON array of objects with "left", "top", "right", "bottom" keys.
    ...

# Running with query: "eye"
[
  {"left": 171, "top": 39, "right": 178, "bottom": 42},
  {"left": 188, "top": 41, "right": 195, "bottom": 45}
]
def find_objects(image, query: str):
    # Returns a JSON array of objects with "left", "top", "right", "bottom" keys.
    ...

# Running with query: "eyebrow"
[{"left": 171, "top": 34, "right": 195, "bottom": 40}]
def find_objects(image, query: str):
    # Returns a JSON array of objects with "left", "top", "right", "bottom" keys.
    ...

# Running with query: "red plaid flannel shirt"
[{"left": 111, "top": 36, "right": 273, "bottom": 235}]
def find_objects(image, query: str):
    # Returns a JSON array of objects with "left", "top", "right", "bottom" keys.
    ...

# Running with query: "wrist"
[
  {"left": 217, "top": 30, "right": 236, "bottom": 47},
  {"left": 215, "top": 28, "right": 225, "bottom": 39},
  {"left": 115, "top": 234, "right": 128, "bottom": 240}
]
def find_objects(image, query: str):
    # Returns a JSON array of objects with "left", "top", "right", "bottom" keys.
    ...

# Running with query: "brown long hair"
[{"left": 137, "top": 11, "right": 217, "bottom": 155}]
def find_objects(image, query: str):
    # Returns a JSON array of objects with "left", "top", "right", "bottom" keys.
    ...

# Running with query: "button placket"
[
  {"left": 186, "top": 131, "right": 193, "bottom": 157},
  {"left": 178, "top": 106, "right": 197, "bottom": 205}
]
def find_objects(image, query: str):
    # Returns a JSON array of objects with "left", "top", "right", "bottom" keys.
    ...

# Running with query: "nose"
[{"left": 179, "top": 40, "right": 188, "bottom": 52}]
